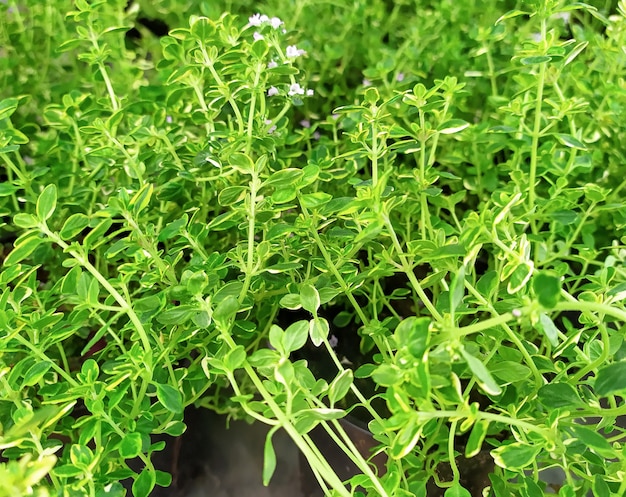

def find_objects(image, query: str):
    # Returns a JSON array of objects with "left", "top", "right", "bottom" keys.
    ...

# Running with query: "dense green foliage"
[{"left": 1, "top": 1, "right": 626, "bottom": 496}]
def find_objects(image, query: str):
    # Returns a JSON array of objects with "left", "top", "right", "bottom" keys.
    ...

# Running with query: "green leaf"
[
  {"left": 83, "top": 218, "right": 113, "bottom": 250},
  {"left": 190, "top": 16, "right": 214, "bottom": 42},
  {"left": 0, "top": 98, "right": 19, "bottom": 120},
  {"left": 269, "top": 325, "right": 285, "bottom": 355},
  {"left": 533, "top": 272, "right": 561, "bottom": 309},
  {"left": 450, "top": 266, "right": 466, "bottom": 313},
  {"left": 300, "top": 284, "right": 320, "bottom": 314},
  {"left": 4, "top": 235, "right": 43, "bottom": 266},
  {"left": 569, "top": 425, "right": 614, "bottom": 457},
  {"left": 119, "top": 433, "right": 143, "bottom": 459},
  {"left": 262, "top": 427, "right": 278, "bottom": 486},
  {"left": 213, "top": 296, "right": 239, "bottom": 330},
  {"left": 132, "top": 468, "right": 156, "bottom": 497},
  {"left": 156, "top": 306, "right": 195, "bottom": 325},
  {"left": 594, "top": 362, "right": 626, "bottom": 396},
  {"left": 465, "top": 420, "right": 489, "bottom": 458},
  {"left": 536, "top": 313, "right": 559, "bottom": 347},
  {"left": 130, "top": 183, "right": 153, "bottom": 214},
  {"left": 490, "top": 361, "right": 531, "bottom": 383},
  {"left": 555, "top": 133, "right": 587, "bottom": 150},
  {"left": 0, "top": 183, "right": 18, "bottom": 196},
  {"left": 549, "top": 210, "right": 578, "bottom": 225},
  {"left": 155, "top": 383, "right": 183, "bottom": 414},
  {"left": 444, "top": 483, "right": 472, "bottom": 497},
  {"left": 298, "top": 408, "right": 345, "bottom": 422},
  {"left": 495, "top": 9, "right": 530, "bottom": 24},
  {"left": 36, "top": 185, "right": 57, "bottom": 221},
  {"left": 507, "top": 261, "right": 533, "bottom": 294},
  {"left": 520, "top": 56, "right": 551, "bottom": 65},
  {"left": 271, "top": 187, "right": 297, "bottom": 204},
  {"left": 309, "top": 317, "right": 329, "bottom": 347},
  {"left": 13, "top": 213, "right": 38, "bottom": 229},
  {"left": 491, "top": 443, "right": 541, "bottom": 470},
  {"left": 274, "top": 358, "right": 294, "bottom": 385},
  {"left": 439, "top": 119, "right": 469, "bottom": 135},
  {"left": 460, "top": 347, "right": 502, "bottom": 395},
  {"left": 263, "top": 168, "right": 304, "bottom": 188},
  {"left": 224, "top": 345, "right": 246, "bottom": 371},
  {"left": 372, "top": 363, "right": 403, "bottom": 387},
  {"left": 593, "top": 474, "right": 611, "bottom": 497},
  {"left": 300, "top": 192, "right": 332, "bottom": 209},
  {"left": 229, "top": 152, "right": 255, "bottom": 175},
  {"left": 395, "top": 317, "right": 430, "bottom": 359},
  {"left": 537, "top": 383, "right": 583, "bottom": 409},
  {"left": 134, "top": 295, "right": 163, "bottom": 313},
  {"left": 328, "top": 369, "right": 353, "bottom": 405},
  {"left": 564, "top": 41, "right": 588, "bottom": 66},
  {"left": 23, "top": 361, "right": 53, "bottom": 386},
  {"left": 60, "top": 213, "right": 90, "bottom": 240},
  {"left": 390, "top": 414, "right": 422, "bottom": 459},
  {"left": 157, "top": 215, "right": 188, "bottom": 241},
  {"left": 218, "top": 186, "right": 247, "bottom": 206},
  {"left": 283, "top": 320, "right": 309, "bottom": 354}
]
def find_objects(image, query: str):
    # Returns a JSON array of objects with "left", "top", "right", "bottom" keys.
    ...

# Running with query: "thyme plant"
[{"left": 1, "top": 1, "right": 625, "bottom": 496}]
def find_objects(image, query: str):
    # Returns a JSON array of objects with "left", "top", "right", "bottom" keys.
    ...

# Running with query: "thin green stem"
[
  {"left": 381, "top": 212, "right": 442, "bottom": 321},
  {"left": 216, "top": 329, "right": 352, "bottom": 496},
  {"left": 527, "top": 18, "right": 547, "bottom": 215},
  {"left": 239, "top": 172, "right": 260, "bottom": 303}
]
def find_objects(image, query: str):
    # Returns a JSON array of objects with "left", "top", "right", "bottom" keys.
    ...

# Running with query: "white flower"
[
  {"left": 306, "top": 88, "right": 314, "bottom": 96},
  {"left": 249, "top": 13, "right": 269, "bottom": 27},
  {"left": 267, "top": 60, "right": 278, "bottom": 69},
  {"left": 286, "top": 45, "right": 306, "bottom": 58},
  {"left": 313, "top": 131, "right": 321, "bottom": 140},
  {"left": 269, "top": 17, "right": 283, "bottom": 29},
  {"left": 253, "top": 31, "right": 264, "bottom": 41},
  {"left": 362, "top": 78, "right": 372, "bottom": 87},
  {"left": 396, "top": 72, "right": 405, "bottom": 82},
  {"left": 288, "top": 83, "right": 305, "bottom": 96},
  {"left": 265, "top": 120, "right": 277, "bottom": 134},
  {"left": 329, "top": 335, "right": 338, "bottom": 348},
  {"left": 300, "top": 119, "right": 311, "bottom": 128},
  {"left": 267, "top": 86, "right": 279, "bottom": 96},
  {"left": 552, "top": 12, "right": 571, "bottom": 24}
]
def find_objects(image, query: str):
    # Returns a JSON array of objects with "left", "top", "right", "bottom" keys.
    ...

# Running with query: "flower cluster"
[
  {"left": 266, "top": 83, "right": 314, "bottom": 98},
  {"left": 248, "top": 13, "right": 283, "bottom": 29}
]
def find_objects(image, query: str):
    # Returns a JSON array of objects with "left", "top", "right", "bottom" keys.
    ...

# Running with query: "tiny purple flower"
[
  {"left": 313, "top": 131, "right": 321, "bottom": 140},
  {"left": 362, "top": 78, "right": 372, "bottom": 87},
  {"left": 267, "top": 60, "right": 278, "bottom": 69},
  {"left": 253, "top": 32, "right": 264, "bottom": 41},
  {"left": 300, "top": 119, "right": 311, "bottom": 128},
  {"left": 166, "top": 115, "right": 173, "bottom": 123},
  {"left": 396, "top": 72, "right": 405, "bottom": 82},
  {"left": 329, "top": 335, "right": 338, "bottom": 348},
  {"left": 267, "top": 86, "right": 279, "bottom": 97},
  {"left": 265, "top": 118, "right": 277, "bottom": 133}
]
